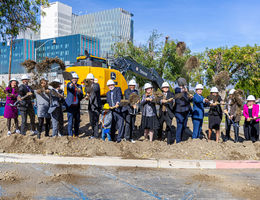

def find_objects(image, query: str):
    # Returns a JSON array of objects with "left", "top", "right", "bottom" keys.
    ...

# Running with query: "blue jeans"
[
  {"left": 192, "top": 118, "right": 203, "bottom": 139},
  {"left": 102, "top": 128, "right": 111, "bottom": 141}
]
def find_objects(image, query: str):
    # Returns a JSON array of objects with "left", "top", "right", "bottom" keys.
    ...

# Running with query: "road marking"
[
  {"left": 103, "top": 172, "right": 163, "bottom": 200},
  {"left": 61, "top": 182, "right": 89, "bottom": 200}
]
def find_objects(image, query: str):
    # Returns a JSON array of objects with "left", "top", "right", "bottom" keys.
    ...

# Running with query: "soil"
[{"left": 0, "top": 114, "right": 260, "bottom": 160}]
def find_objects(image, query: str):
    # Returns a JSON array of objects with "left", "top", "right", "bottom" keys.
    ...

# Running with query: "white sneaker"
[
  {"left": 15, "top": 129, "right": 20, "bottom": 134},
  {"left": 30, "top": 131, "right": 38, "bottom": 136},
  {"left": 130, "top": 139, "right": 136, "bottom": 143},
  {"left": 7, "top": 131, "right": 11, "bottom": 136}
]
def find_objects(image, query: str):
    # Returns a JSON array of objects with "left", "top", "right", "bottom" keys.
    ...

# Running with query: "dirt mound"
[
  {"left": 0, "top": 171, "right": 23, "bottom": 184},
  {"left": 45, "top": 173, "right": 89, "bottom": 184},
  {"left": 0, "top": 114, "right": 260, "bottom": 160}
]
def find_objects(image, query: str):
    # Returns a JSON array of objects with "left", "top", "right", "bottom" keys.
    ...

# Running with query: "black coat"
[
  {"left": 87, "top": 83, "right": 102, "bottom": 112},
  {"left": 18, "top": 84, "right": 35, "bottom": 111},
  {"left": 174, "top": 87, "right": 192, "bottom": 113},
  {"left": 159, "top": 91, "right": 175, "bottom": 119},
  {"left": 123, "top": 88, "right": 139, "bottom": 113},
  {"left": 106, "top": 87, "right": 122, "bottom": 112}
]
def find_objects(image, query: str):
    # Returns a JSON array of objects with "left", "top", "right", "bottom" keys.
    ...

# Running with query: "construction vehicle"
[{"left": 64, "top": 51, "right": 164, "bottom": 97}]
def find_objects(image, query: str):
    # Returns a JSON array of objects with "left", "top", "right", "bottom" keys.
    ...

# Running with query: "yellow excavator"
[{"left": 63, "top": 51, "right": 164, "bottom": 98}]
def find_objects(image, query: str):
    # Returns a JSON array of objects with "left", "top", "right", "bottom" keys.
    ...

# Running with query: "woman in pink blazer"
[{"left": 243, "top": 95, "right": 259, "bottom": 142}]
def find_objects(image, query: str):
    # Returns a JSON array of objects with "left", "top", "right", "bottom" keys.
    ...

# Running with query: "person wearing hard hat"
[
  {"left": 4, "top": 78, "right": 20, "bottom": 136},
  {"left": 65, "top": 72, "right": 83, "bottom": 137},
  {"left": 192, "top": 84, "right": 209, "bottom": 139},
  {"left": 18, "top": 74, "right": 37, "bottom": 136},
  {"left": 207, "top": 87, "right": 223, "bottom": 142},
  {"left": 243, "top": 95, "right": 259, "bottom": 142},
  {"left": 49, "top": 78, "right": 64, "bottom": 137},
  {"left": 100, "top": 103, "right": 112, "bottom": 141},
  {"left": 174, "top": 78, "right": 192, "bottom": 143},
  {"left": 85, "top": 73, "right": 102, "bottom": 139},
  {"left": 123, "top": 79, "right": 139, "bottom": 143},
  {"left": 35, "top": 77, "right": 51, "bottom": 139},
  {"left": 106, "top": 79, "right": 124, "bottom": 142},
  {"left": 223, "top": 89, "right": 243, "bottom": 142},
  {"left": 140, "top": 83, "right": 159, "bottom": 142},
  {"left": 158, "top": 82, "right": 175, "bottom": 144}
]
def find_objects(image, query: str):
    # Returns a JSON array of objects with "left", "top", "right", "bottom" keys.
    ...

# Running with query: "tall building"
[
  {"left": 72, "top": 8, "right": 134, "bottom": 57},
  {"left": 40, "top": 2, "right": 72, "bottom": 39},
  {"left": 0, "top": 34, "right": 100, "bottom": 74}
]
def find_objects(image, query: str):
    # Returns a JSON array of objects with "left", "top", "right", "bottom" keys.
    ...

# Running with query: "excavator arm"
[{"left": 112, "top": 57, "right": 164, "bottom": 89}]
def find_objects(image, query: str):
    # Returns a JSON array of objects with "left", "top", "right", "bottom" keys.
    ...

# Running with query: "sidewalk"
[{"left": 1, "top": 153, "right": 260, "bottom": 169}]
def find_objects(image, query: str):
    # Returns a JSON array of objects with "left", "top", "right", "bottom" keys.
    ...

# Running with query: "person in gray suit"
[
  {"left": 85, "top": 73, "right": 102, "bottom": 138},
  {"left": 18, "top": 74, "right": 37, "bottom": 136},
  {"left": 35, "top": 77, "right": 51, "bottom": 139},
  {"left": 48, "top": 78, "right": 64, "bottom": 137}
]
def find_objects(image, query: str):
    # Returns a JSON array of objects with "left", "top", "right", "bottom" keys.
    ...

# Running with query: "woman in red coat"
[{"left": 4, "top": 78, "right": 20, "bottom": 136}]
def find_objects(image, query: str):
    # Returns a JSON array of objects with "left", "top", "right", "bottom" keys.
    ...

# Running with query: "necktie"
[
  {"left": 74, "top": 86, "right": 77, "bottom": 102},
  {"left": 111, "top": 91, "right": 114, "bottom": 106}
]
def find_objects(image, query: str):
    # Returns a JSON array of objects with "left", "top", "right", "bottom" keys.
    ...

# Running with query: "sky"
[{"left": 51, "top": 0, "right": 260, "bottom": 53}]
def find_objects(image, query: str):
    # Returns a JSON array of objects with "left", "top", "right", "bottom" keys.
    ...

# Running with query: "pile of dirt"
[
  {"left": 0, "top": 114, "right": 260, "bottom": 160},
  {"left": 0, "top": 171, "right": 22, "bottom": 184},
  {"left": 44, "top": 173, "right": 88, "bottom": 184}
]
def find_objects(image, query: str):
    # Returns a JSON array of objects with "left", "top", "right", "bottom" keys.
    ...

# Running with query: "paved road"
[{"left": 0, "top": 163, "right": 260, "bottom": 200}]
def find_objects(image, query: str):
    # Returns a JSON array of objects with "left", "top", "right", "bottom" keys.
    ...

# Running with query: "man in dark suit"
[
  {"left": 106, "top": 79, "right": 124, "bottom": 143},
  {"left": 174, "top": 78, "right": 192, "bottom": 143},
  {"left": 158, "top": 82, "right": 175, "bottom": 144},
  {"left": 18, "top": 74, "right": 37, "bottom": 135},
  {"left": 65, "top": 72, "right": 84, "bottom": 137},
  {"left": 123, "top": 79, "right": 139, "bottom": 142},
  {"left": 85, "top": 73, "right": 102, "bottom": 138}
]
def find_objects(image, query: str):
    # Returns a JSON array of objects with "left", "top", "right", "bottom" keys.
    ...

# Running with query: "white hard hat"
[
  {"left": 21, "top": 74, "right": 30, "bottom": 80},
  {"left": 210, "top": 87, "right": 219, "bottom": 93},
  {"left": 195, "top": 84, "right": 203, "bottom": 90},
  {"left": 94, "top": 78, "right": 98, "bottom": 83},
  {"left": 247, "top": 95, "right": 256, "bottom": 101},
  {"left": 10, "top": 78, "right": 18, "bottom": 82},
  {"left": 107, "top": 79, "right": 115, "bottom": 86},
  {"left": 229, "top": 89, "right": 236, "bottom": 95},
  {"left": 161, "top": 82, "right": 170, "bottom": 88},
  {"left": 144, "top": 83, "right": 152, "bottom": 90},
  {"left": 128, "top": 79, "right": 137, "bottom": 86},
  {"left": 40, "top": 76, "right": 48, "bottom": 81},
  {"left": 86, "top": 73, "right": 94, "bottom": 79},
  {"left": 53, "top": 78, "right": 62, "bottom": 84},
  {"left": 71, "top": 72, "right": 79, "bottom": 79}
]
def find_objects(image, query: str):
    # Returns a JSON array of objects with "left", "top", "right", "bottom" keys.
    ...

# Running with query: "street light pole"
[{"left": 34, "top": 39, "right": 56, "bottom": 62}]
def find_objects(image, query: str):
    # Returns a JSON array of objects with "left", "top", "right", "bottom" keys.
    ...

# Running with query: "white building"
[{"left": 40, "top": 1, "right": 72, "bottom": 39}]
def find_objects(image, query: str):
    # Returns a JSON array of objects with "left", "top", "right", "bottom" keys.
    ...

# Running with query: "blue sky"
[{"left": 52, "top": 0, "right": 260, "bottom": 53}]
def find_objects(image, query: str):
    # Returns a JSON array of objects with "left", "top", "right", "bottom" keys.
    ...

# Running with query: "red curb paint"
[{"left": 216, "top": 161, "right": 260, "bottom": 169}]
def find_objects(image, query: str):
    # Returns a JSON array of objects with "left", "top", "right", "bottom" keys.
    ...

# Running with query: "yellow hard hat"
[{"left": 103, "top": 103, "right": 110, "bottom": 110}]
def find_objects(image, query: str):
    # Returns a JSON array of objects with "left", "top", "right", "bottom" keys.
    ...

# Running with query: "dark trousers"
[
  {"left": 7, "top": 118, "right": 19, "bottom": 131},
  {"left": 175, "top": 111, "right": 189, "bottom": 143},
  {"left": 20, "top": 104, "right": 36, "bottom": 134},
  {"left": 38, "top": 117, "right": 51, "bottom": 136},
  {"left": 124, "top": 111, "right": 136, "bottom": 141},
  {"left": 89, "top": 110, "right": 100, "bottom": 138},
  {"left": 111, "top": 111, "right": 124, "bottom": 142},
  {"left": 192, "top": 118, "right": 203, "bottom": 139},
  {"left": 67, "top": 105, "right": 80, "bottom": 136},
  {"left": 158, "top": 112, "right": 174, "bottom": 144},
  {"left": 244, "top": 121, "right": 259, "bottom": 142},
  {"left": 225, "top": 116, "right": 239, "bottom": 142}
]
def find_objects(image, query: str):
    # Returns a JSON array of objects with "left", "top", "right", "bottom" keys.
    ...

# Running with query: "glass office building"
[
  {"left": 72, "top": 8, "right": 134, "bottom": 57},
  {"left": 0, "top": 34, "right": 100, "bottom": 74}
]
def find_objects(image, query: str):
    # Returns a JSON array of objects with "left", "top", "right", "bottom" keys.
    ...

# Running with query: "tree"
[
  {"left": 113, "top": 30, "right": 198, "bottom": 88},
  {"left": 0, "top": 0, "right": 49, "bottom": 80},
  {"left": 201, "top": 45, "right": 260, "bottom": 98}
]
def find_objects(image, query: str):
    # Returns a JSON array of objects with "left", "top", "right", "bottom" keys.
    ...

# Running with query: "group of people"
[{"left": 3, "top": 73, "right": 260, "bottom": 144}]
